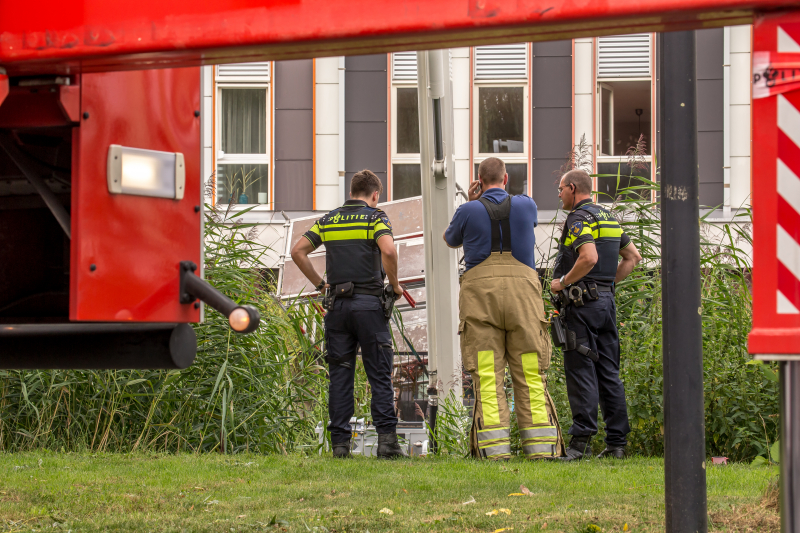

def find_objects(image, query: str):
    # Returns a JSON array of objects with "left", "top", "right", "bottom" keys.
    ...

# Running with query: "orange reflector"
[{"left": 228, "top": 307, "right": 251, "bottom": 332}]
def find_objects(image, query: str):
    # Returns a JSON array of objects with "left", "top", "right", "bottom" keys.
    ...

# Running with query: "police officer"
[
  {"left": 550, "top": 169, "right": 642, "bottom": 460},
  {"left": 444, "top": 157, "right": 564, "bottom": 461},
  {"left": 290, "top": 170, "right": 406, "bottom": 459}
]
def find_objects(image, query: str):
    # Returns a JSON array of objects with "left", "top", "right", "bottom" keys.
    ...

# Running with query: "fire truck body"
[{"left": 0, "top": 68, "right": 205, "bottom": 367}]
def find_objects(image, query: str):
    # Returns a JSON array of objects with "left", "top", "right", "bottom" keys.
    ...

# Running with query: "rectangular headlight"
[{"left": 107, "top": 145, "right": 185, "bottom": 200}]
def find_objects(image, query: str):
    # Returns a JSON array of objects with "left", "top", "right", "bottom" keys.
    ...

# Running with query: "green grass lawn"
[{"left": 0, "top": 452, "right": 778, "bottom": 532}]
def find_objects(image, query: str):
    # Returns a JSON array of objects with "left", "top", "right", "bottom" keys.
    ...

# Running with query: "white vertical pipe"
[
  {"left": 723, "top": 26, "right": 731, "bottom": 216},
  {"left": 417, "top": 50, "right": 462, "bottom": 398}
]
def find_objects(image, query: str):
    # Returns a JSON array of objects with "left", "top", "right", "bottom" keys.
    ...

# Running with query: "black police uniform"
[
  {"left": 553, "top": 198, "right": 632, "bottom": 447},
  {"left": 303, "top": 199, "right": 398, "bottom": 445}
]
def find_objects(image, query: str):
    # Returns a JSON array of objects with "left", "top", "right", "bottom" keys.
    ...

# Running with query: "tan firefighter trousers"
[{"left": 460, "top": 252, "right": 565, "bottom": 460}]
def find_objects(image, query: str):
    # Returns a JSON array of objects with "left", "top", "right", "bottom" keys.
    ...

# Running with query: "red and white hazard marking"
[
  {"left": 777, "top": 93, "right": 800, "bottom": 313},
  {"left": 754, "top": 23, "right": 800, "bottom": 100}
]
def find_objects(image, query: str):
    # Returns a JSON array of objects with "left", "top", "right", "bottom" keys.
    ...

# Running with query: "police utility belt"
[
  {"left": 549, "top": 281, "right": 613, "bottom": 363},
  {"left": 323, "top": 282, "right": 398, "bottom": 319}
]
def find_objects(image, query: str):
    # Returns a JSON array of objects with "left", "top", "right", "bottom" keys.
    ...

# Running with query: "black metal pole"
[
  {"left": 658, "top": 31, "right": 707, "bottom": 533},
  {"left": 781, "top": 361, "right": 800, "bottom": 532}
]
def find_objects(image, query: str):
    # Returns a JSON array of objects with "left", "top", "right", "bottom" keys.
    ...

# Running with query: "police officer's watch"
[
  {"left": 315, "top": 280, "right": 326, "bottom": 292},
  {"left": 560, "top": 275, "right": 567, "bottom": 286}
]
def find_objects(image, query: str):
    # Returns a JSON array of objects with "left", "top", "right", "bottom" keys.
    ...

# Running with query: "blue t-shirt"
[{"left": 444, "top": 188, "right": 538, "bottom": 271}]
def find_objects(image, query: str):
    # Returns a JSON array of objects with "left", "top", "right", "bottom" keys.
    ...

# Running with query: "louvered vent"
[
  {"left": 392, "top": 52, "right": 418, "bottom": 81},
  {"left": 474, "top": 44, "right": 527, "bottom": 80},
  {"left": 217, "top": 62, "right": 271, "bottom": 79},
  {"left": 597, "top": 34, "right": 651, "bottom": 78}
]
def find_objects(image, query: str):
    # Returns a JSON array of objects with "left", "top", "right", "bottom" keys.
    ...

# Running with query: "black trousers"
[
  {"left": 325, "top": 294, "right": 398, "bottom": 444},
  {"left": 563, "top": 292, "right": 631, "bottom": 446}
]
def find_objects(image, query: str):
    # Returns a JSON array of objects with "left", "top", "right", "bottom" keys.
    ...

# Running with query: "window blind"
[
  {"left": 597, "top": 34, "right": 651, "bottom": 78},
  {"left": 217, "top": 62, "right": 271, "bottom": 79},
  {"left": 474, "top": 44, "right": 527, "bottom": 80},
  {"left": 392, "top": 52, "right": 418, "bottom": 81}
]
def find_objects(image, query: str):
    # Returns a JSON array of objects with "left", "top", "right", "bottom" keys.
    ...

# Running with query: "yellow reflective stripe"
[
  {"left": 477, "top": 350, "right": 500, "bottom": 426},
  {"left": 309, "top": 222, "right": 321, "bottom": 235},
  {"left": 318, "top": 230, "right": 372, "bottom": 242},
  {"left": 374, "top": 220, "right": 391, "bottom": 233},
  {"left": 521, "top": 352, "right": 548, "bottom": 426},
  {"left": 564, "top": 225, "right": 593, "bottom": 247},
  {"left": 597, "top": 227, "right": 623, "bottom": 238}
]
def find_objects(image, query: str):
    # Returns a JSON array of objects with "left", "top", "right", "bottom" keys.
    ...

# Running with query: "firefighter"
[
  {"left": 550, "top": 169, "right": 642, "bottom": 460},
  {"left": 444, "top": 157, "right": 564, "bottom": 460},
  {"left": 290, "top": 170, "right": 406, "bottom": 459}
]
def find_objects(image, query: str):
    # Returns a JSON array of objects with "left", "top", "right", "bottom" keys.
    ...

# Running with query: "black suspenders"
[{"left": 478, "top": 196, "right": 512, "bottom": 253}]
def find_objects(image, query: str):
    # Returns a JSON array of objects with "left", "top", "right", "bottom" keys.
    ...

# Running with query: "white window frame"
[
  {"left": 390, "top": 56, "right": 422, "bottom": 201},
  {"left": 214, "top": 65, "right": 272, "bottom": 207},
  {"left": 472, "top": 81, "right": 529, "bottom": 170},
  {"left": 595, "top": 34, "right": 654, "bottom": 168}
]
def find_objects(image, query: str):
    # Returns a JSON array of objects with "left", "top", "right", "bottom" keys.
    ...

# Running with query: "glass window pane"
[
  {"left": 474, "top": 163, "right": 527, "bottom": 196},
  {"left": 478, "top": 87, "right": 524, "bottom": 154},
  {"left": 600, "top": 81, "right": 652, "bottom": 156},
  {"left": 221, "top": 89, "right": 267, "bottom": 155},
  {"left": 396, "top": 88, "right": 420, "bottom": 154},
  {"left": 393, "top": 164, "right": 422, "bottom": 200},
  {"left": 596, "top": 161, "right": 651, "bottom": 204},
  {"left": 217, "top": 164, "right": 270, "bottom": 204}
]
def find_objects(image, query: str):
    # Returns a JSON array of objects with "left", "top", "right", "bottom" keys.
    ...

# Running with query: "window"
[
  {"left": 596, "top": 35, "right": 653, "bottom": 202},
  {"left": 477, "top": 86, "right": 525, "bottom": 154},
  {"left": 391, "top": 53, "right": 422, "bottom": 201},
  {"left": 215, "top": 63, "right": 271, "bottom": 205},
  {"left": 597, "top": 80, "right": 651, "bottom": 157},
  {"left": 473, "top": 44, "right": 529, "bottom": 195}
]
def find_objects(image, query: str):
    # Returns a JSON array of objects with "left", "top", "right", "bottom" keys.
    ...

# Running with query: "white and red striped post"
[{"left": 749, "top": 13, "right": 800, "bottom": 532}]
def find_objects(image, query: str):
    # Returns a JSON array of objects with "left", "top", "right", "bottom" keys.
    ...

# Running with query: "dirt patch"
[
  {"left": 761, "top": 477, "right": 779, "bottom": 511},
  {"left": 709, "top": 504, "right": 779, "bottom": 532}
]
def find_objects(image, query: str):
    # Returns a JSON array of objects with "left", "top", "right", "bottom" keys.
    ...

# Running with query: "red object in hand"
[{"left": 403, "top": 290, "right": 416, "bottom": 309}]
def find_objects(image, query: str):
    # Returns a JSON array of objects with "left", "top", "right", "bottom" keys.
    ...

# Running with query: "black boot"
[
  {"left": 376, "top": 433, "right": 407, "bottom": 459},
  {"left": 596, "top": 445, "right": 626, "bottom": 459},
  {"left": 560, "top": 436, "right": 592, "bottom": 461},
  {"left": 332, "top": 441, "right": 352, "bottom": 458}
]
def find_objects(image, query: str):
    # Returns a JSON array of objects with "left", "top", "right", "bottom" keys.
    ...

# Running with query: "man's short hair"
[
  {"left": 351, "top": 169, "right": 383, "bottom": 198},
  {"left": 561, "top": 169, "right": 593, "bottom": 195},
  {"left": 478, "top": 157, "right": 506, "bottom": 185}
]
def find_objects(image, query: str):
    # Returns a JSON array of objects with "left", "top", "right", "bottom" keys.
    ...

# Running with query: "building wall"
[
  {"left": 345, "top": 55, "right": 388, "bottom": 203},
  {"left": 274, "top": 60, "right": 314, "bottom": 211},
  {"left": 531, "top": 40, "right": 572, "bottom": 211},
  {"left": 697, "top": 28, "right": 725, "bottom": 208},
  {"left": 206, "top": 29, "right": 755, "bottom": 268},
  {"left": 729, "top": 25, "right": 752, "bottom": 210},
  {"left": 452, "top": 48, "right": 471, "bottom": 195},
  {"left": 315, "top": 57, "right": 341, "bottom": 212}
]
